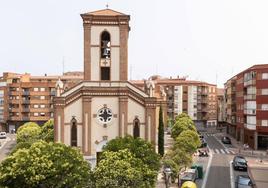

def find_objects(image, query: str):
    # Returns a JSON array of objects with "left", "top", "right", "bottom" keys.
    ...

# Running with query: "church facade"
[{"left": 53, "top": 9, "right": 159, "bottom": 165}]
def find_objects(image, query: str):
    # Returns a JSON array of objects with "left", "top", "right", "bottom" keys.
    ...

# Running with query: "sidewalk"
[{"left": 214, "top": 131, "right": 268, "bottom": 159}]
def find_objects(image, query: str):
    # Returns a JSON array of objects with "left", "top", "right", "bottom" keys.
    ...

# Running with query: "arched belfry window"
[
  {"left": 71, "top": 117, "right": 77, "bottom": 147},
  {"left": 101, "top": 31, "right": 111, "bottom": 59},
  {"left": 133, "top": 118, "right": 140, "bottom": 138},
  {"left": 100, "top": 31, "right": 111, "bottom": 81}
]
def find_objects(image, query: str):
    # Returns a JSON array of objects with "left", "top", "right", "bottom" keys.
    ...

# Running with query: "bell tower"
[{"left": 81, "top": 9, "right": 130, "bottom": 81}]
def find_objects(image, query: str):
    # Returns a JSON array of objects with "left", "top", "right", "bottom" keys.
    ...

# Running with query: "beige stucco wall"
[
  {"left": 111, "top": 47, "right": 120, "bottom": 81},
  {"left": 64, "top": 99, "right": 83, "bottom": 123},
  {"left": 90, "top": 47, "right": 100, "bottom": 81},
  {"left": 91, "top": 26, "right": 120, "bottom": 46},
  {"left": 91, "top": 97, "right": 119, "bottom": 154},
  {"left": 127, "top": 99, "right": 146, "bottom": 139}
]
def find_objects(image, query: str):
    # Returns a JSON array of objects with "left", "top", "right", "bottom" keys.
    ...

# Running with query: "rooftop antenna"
[
  {"left": 130, "top": 64, "right": 133, "bottom": 80},
  {"left": 62, "top": 56, "right": 65, "bottom": 75}
]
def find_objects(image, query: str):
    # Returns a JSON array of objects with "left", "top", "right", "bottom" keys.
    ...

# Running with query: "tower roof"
[{"left": 83, "top": 8, "right": 127, "bottom": 16}]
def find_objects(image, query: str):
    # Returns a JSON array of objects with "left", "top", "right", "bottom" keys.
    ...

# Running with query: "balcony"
[
  {"left": 22, "top": 99, "right": 30, "bottom": 104},
  {"left": 22, "top": 116, "right": 30, "bottom": 121},
  {"left": 22, "top": 91, "right": 30, "bottom": 96},
  {"left": 245, "top": 123, "right": 256, "bottom": 130},
  {"left": 244, "top": 80, "right": 256, "bottom": 87},
  {"left": 244, "top": 109, "right": 256, "bottom": 115},
  {"left": 22, "top": 108, "right": 30, "bottom": 112},
  {"left": 9, "top": 99, "right": 20, "bottom": 104},
  {"left": 244, "top": 94, "right": 256, "bottom": 100},
  {"left": 50, "top": 90, "right": 56, "bottom": 96}
]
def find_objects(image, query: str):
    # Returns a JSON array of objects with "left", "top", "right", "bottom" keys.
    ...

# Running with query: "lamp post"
[{"left": 164, "top": 167, "right": 172, "bottom": 188}]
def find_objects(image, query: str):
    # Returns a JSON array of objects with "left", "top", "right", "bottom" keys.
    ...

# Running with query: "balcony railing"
[
  {"left": 244, "top": 94, "right": 256, "bottom": 100},
  {"left": 244, "top": 80, "right": 256, "bottom": 87},
  {"left": 245, "top": 123, "right": 256, "bottom": 130},
  {"left": 22, "top": 108, "right": 30, "bottom": 112},
  {"left": 244, "top": 109, "right": 256, "bottom": 115},
  {"left": 22, "top": 116, "right": 30, "bottom": 121},
  {"left": 22, "top": 99, "right": 30, "bottom": 104},
  {"left": 22, "top": 91, "right": 30, "bottom": 96}
]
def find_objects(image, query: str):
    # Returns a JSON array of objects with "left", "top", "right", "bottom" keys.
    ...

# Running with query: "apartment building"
[
  {"left": 0, "top": 72, "right": 83, "bottom": 132},
  {"left": 224, "top": 64, "right": 268, "bottom": 149},
  {"left": 132, "top": 76, "right": 217, "bottom": 126}
]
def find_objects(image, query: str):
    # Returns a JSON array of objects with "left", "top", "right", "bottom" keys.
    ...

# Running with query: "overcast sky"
[{"left": 1, "top": 0, "right": 268, "bottom": 87}]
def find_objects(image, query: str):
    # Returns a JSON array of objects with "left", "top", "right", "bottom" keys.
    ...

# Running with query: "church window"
[
  {"left": 71, "top": 117, "right": 77, "bottom": 147},
  {"left": 100, "top": 31, "right": 111, "bottom": 59},
  {"left": 100, "top": 31, "right": 111, "bottom": 81},
  {"left": 133, "top": 118, "right": 140, "bottom": 138}
]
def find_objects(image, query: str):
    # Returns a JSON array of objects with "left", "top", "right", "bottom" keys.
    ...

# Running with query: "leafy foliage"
[
  {"left": 41, "top": 119, "right": 54, "bottom": 142},
  {"left": 171, "top": 116, "right": 196, "bottom": 139},
  {"left": 103, "top": 135, "right": 161, "bottom": 172},
  {"left": 0, "top": 141, "right": 93, "bottom": 188},
  {"left": 158, "top": 106, "right": 165, "bottom": 156},
  {"left": 16, "top": 122, "right": 41, "bottom": 144},
  {"left": 94, "top": 149, "right": 157, "bottom": 188}
]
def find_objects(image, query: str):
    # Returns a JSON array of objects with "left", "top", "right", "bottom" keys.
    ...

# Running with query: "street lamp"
[{"left": 164, "top": 167, "right": 172, "bottom": 188}]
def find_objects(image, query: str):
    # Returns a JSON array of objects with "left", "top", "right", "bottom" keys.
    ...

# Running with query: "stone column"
[
  {"left": 145, "top": 101, "right": 157, "bottom": 146},
  {"left": 119, "top": 25, "right": 129, "bottom": 81},
  {"left": 119, "top": 96, "right": 128, "bottom": 137},
  {"left": 82, "top": 96, "right": 92, "bottom": 155},
  {"left": 83, "top": 23, "right": 91, "bottom": 80},
  {"left": 54, "top": 98, "right": 65, "bottom": 143}
]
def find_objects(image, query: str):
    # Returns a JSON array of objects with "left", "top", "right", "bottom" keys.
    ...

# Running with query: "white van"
[{"left": 0, "top": 132, "right": 6, "bottom": 139}]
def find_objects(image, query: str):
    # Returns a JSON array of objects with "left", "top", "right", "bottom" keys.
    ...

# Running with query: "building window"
[
  {"left": 261, "top": 120, "right": 268, "bottom": 126},
  {"left": 34, "top": 112, "right": 39, "bottom": 116},
  {"left": 40, "top": 88, "right": 45, "bottom": 92},
  {"left": 33, "top": 88, "right": 39, "bottom": 92},
  {"left": 40, "top": 96, "right": 45, "bottom": 100},
  {"left": 40, "top": 104, "right": 45, "bottom": 108},
  {"left": 133, "top": 118, "right": 140, "bottom": 139},
  {"left": 100, "top": 31, "right": 111, "bottom": 59},
  {"left": 261, "top": 89, "right": 268, "bottom": 95},
  {"left": 262, "top": 73, "right": 268, "bottom": 80},
  {"left": 71, "top": 117, "right": 77, "bottom": 147},
  {"left": 34, "top": 104, "right": 39, "bottom": 108},
  {"left": 101, "top": 67, "right": 110, "bottom": 80},
  {"left": 40, "top": 112, "right": 45, "bottom": 116}
]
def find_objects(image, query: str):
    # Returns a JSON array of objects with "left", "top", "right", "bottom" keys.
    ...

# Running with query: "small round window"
[{"left": 97, "top": 107, "right": 113, "bottom": 124}]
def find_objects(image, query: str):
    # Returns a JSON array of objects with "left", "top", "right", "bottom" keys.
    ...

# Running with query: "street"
[{"left": 0, "top": 133, "right": 16, "bottom": 161}]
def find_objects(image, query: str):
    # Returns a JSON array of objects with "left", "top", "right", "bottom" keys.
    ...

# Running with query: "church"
[{"left": 53, "top": 8, "right": 160, "bottom": 166}]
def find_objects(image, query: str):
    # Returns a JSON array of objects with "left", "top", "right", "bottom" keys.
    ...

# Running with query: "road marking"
[
  {"left": 215, "top": 149, "right": 220, "bottom": 154},
  {"left": 225, "top": 149, "right": 230, "bottom": 154},
  {"left": 229, "top": 161, "right": 235, "bottom": 188},
  {"left": 201, "top": 145, "right": 213, "bottom": 188},
  {"left": 220, "top": 149, "right": 225, "bottom": 154}
]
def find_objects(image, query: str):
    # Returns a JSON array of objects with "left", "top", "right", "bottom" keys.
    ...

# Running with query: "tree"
[
  {"left": 16, "top": 122, "right": 41, "bottom": 144},
  {"left": 41, "top": 119, "right": 54, "bottom": 142},
  {"left": 179, "top": 130, "right": 201, "bottom": 149},
  {"left": 171, "top": 116, "right": 196, "bottom": 139},
  {"left": 103, "top": 136, "right": 161, "bottom": 172},
  {"left": 94, "top": 149, "right": 157, "bottom": 188},
  {"left": 174, "top": 112, "right": 191, "bottom": 121},
  {"left": 0, "top": 141, "right": 93, "bottom": 188},
  {"left": 158, "top": 106, "right": 164, "bottom": 156}
]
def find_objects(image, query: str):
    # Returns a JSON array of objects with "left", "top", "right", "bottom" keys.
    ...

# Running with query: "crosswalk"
[{"left": 210, "top": 148, "right": 236, "bottom": 155}]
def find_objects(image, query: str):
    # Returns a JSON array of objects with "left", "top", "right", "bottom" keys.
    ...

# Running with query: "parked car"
[
  {"left": 180, "top": 169, "right": 197, "bottom": 186},
  {"left": 0, "top": 132, "right": 6, "bottom": 139},
  {"left": 221, "top": 136, "right": 231, "bottom": 144},
  {"left": 233, "top": 156, "right": 248, "bottom": 171},
  {"left": 199, "top": 138, "right": 207, "bottom": 148},
  {"left": 235, "top": 175, "right": 254, "bottom": 188}
]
